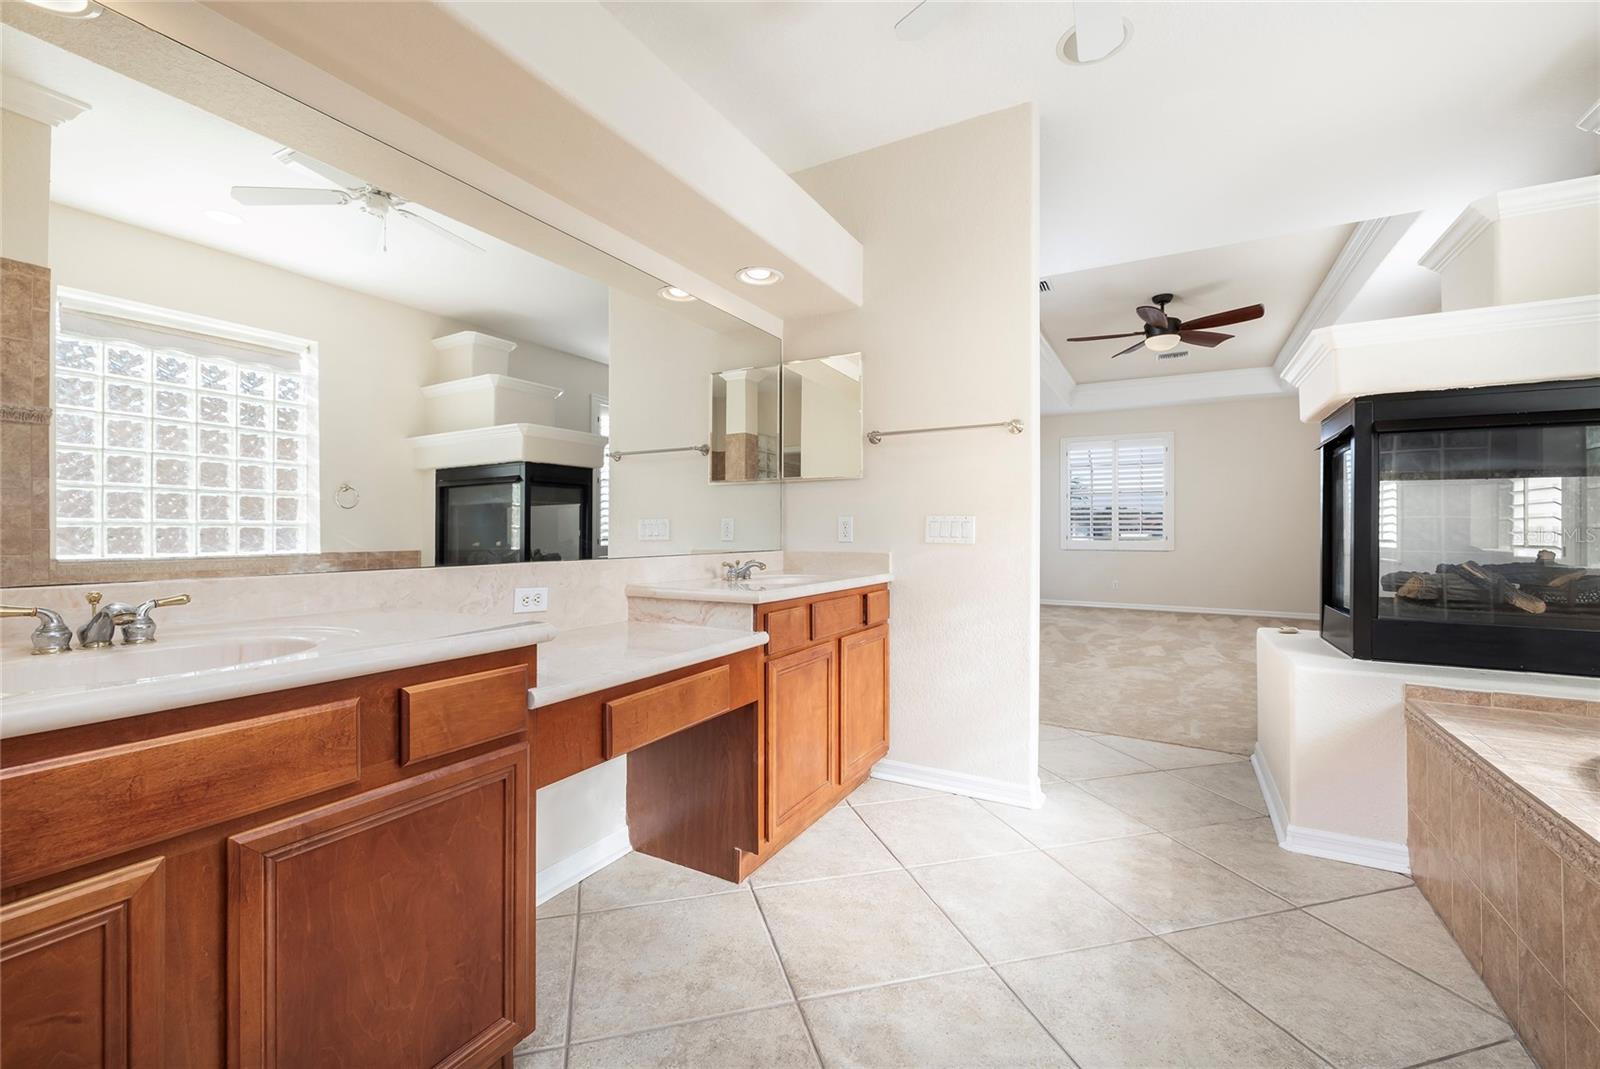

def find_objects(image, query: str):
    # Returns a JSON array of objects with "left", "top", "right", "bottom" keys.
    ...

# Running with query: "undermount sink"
[
  {"left": 736, "top": 573, "right": 831, "bottom": 589},
  {"left": 0, "top": 629, "right": 344, "bottom": 697}
]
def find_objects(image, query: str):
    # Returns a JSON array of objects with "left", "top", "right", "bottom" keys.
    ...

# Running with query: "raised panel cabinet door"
[
  {"left": 229, "top": 745, "right": 531, "bottom": 1069},
  {"left": 764, "top": 642, "right": 837, "bottom": 842},
  {"left": 839, "top": 624, "right": 890, "bottom": 783},
  {"left": 0, "top": 856, "right": 166, "bottom": 1068}
]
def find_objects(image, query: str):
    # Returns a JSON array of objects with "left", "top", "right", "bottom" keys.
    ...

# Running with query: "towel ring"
[{"left": 335, "top": 482, "right": 360, "bottom": 510}]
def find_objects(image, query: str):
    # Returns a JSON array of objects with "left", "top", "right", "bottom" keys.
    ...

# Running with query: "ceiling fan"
[
  {"left": 230, "top": 150, "right": 483, "bottom": 253},
  {"left": 1066, "top": 293, "right": 1265, "bottom": 358}
]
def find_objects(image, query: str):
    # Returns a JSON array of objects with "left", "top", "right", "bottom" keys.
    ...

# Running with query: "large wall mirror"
[
  {"left": 0, "top": 5, "right": 781, "bottom": 586},
  {"left": 781, "top": 353, "right": 863, "bottom": 480}
]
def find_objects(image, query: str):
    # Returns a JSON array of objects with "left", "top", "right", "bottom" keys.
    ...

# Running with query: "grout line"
[
  {"left": 565, "top": 997, "right": 803, "bottom": 1051},
  {"left": 560, "top": 881, "right": 582, "bottom": 1069},
  {"left": 1398, "top": 1038, "right": 1531, "bottom": 1069},
  {"left": 747, "top": 878, "right": 824, "bottom": 1069}
]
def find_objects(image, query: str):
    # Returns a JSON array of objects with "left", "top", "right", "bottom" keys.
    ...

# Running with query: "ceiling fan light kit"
[{"left": 1064, "top": 293, "right": 1265, "bottom": 359}]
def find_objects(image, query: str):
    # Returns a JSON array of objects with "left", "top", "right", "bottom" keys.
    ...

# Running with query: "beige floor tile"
[
  {"left": 1077, "top": 771, "right": 1263, "bottom": 831},
  {"left": 513, "top": 1049, "right": 564, "bottom": 1069},
  {"left": 569, "top": 891, "right": 790, "bottom": 1041},
  {"left": 756, "top": 870, "right": 983, "bottom": 997},
  {"left": 1308, "top": 886, "right": 1501, "bottom": 1016},
  {"left": 1171, "top": 818, "right": 1412, "bottom": 905},
  {"left": 1169, "top": 761, "right": 1269, "bottom": 813},
  {"left": 980, "top": 782, "right": 1154, "bottom": 848},
  {"left": 750, "top": 805, "right": 899, "bottom": 887},
  {"left": 579, "top": 850, "right": 744, "bottom": 912},
  {"left": 801, "top": 969, "right": 1072, "bottom": 1068},
  {"left": 516, "top": 917, "right": 575, "bottom": 1052},
  {"left": 845, "top": 777, "right": 949, "bottom": 806},
  {"left": 566, "top": 1006, "right": 820, "bottom": 1069},
  {"left": 998, "top": 938, "right": 1324, "bottom": 1069},
  {"left": 1427, "top": 1042, "right": 1537, "bottom": 1068},
  {"left": 910, "top": 850, "right": 1146, "bottom": 963},
  {"left": 1038, "top": 722, "right": 1080, "bottom": 742},
  {"left": 536, "top": 884, "right": 578, "bottom": 918},
  {"left": 1049, "top": 834, "right": 1289, "bottom": 934},
  {"left": 1037, "top": 735, "right": 1156, "bottom": 781},
  {"left": 1165, "top": 910, "right": 1512, "bottom": 1068},
  {"left": 852, "top": 794, "right": 1031, "bottom": 867},
  {"left": 1091, "top": 734, "right": 1244, "bottom": 770},
  {"left": 1038, "top": 764, "right": 1065, "bottom": 785}
]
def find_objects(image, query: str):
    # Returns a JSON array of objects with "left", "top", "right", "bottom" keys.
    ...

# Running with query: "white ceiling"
[
  {"left": 1042, "top": 222, "right": 1354, "bottom": 383},
  {"left": 606, "top": 1, "right": 1600, "bottom": 279},
  {"left": 5, "top": 30, "right": 613, "bottom": 364}
]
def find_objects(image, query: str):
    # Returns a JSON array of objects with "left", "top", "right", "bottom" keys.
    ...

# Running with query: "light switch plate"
[
  {"left": 637, "top": 518, "right": 671, "bottom": 542},
  {"left": 720, "top": 518, "right": 735, "bottom": 542},
  {"left": 924, "top": 515, "right": 976, "bottom": 544},
  {"left": 837, "top": 515, "right": 854, "bottom": 543},
  {"left": 513, "top": 587, "right": 548, "bottom": 613}
]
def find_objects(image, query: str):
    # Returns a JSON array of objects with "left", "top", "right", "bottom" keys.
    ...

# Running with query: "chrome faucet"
[
  {"left": 0, "top": 605, "right": 74, "bottom": 655},
  {"left": 722, "top": 559, "right": 768, "bottom": 582},
  {"left": 119, "top": 594, "right": 191, "bottom": 644},
  {"left": 77, "top": 592, "right": 137, "bottom": 649}
]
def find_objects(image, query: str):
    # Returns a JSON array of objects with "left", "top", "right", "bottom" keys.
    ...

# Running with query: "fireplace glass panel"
[{"left": 1377, "top": 423, "right": 1599, "bottom": 630}]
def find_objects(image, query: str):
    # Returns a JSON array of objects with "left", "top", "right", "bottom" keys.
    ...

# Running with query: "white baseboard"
[
  {"left": 1041, "top": 599, "right": 1319, "bottom": 621},
  {"left": 1250, "top": 747, "right": 1410, "bottom": 875},
  {"left": 535, "top": 825, "right": 631, "bottom": 904},
  {"left": 873, "top": 759, "right": 1043, "bottom": 809}
]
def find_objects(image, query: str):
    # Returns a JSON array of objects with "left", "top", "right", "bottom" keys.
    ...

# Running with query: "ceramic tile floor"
[{"left": 519, "top": 730, "right": 1530, "bottom": 1069}]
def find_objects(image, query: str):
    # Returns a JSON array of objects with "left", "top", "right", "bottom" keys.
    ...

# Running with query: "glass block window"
[{"left": 51, "top": 292, "right": 317, "bottom": 561}]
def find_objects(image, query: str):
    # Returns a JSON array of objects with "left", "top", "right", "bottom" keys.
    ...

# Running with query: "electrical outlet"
[
  {"left": 837, "top": 515, "right": 854, "bottom": 543},
  {"left": 720, "top": 517, "right": 735, "bottom": 542},
  {"left": 513, "top": 587, "right": 548, "bottom": 613},
  {"left": 924, "top": 515, "right": 976, "bottom": 544},
  {"left": 637, "top": 518, "right": 671, "bottom": 542}
]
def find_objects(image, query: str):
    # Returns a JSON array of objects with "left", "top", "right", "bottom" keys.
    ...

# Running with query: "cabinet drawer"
[
  {"left": 400, "top": 664, "right": 529, "bottom": 765},
  {"left": 762, "top": 605, "right": 810, "bottom": 656},
  {"left": 811, "top": 594, "right": 866, "bottom": 642},
  {"left": 603, "top": 666, "right": 733, "bottom": 758},
  {"left": 865, "top": 589, "right": 890, "bottom": 627},
  {"left": 1, "top": 700, "right": 361, "bottom": 887}
]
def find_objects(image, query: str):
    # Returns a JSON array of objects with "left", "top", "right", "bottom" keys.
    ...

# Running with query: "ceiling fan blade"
[
  {"left": 271, "top": 148, "right": 367, "bottom": 192},
  {"left": 1136, "top": 304, "right": 1170, "bottom": 329},
  {"left": 1065, "top": 331, "right": 1143, "bottom": 342},
  {"left": 231, "top": 185, "right": 351, "bottom": 207},
  {"left": 1177, "top": 330, "right": 1233, "bottom": 348},
  {"left": 1110, "top": 340, "right": 1147, "bottom": 358},
  {"left": 394, "top": 208, "right": 484, "bottom": 252},
  {"left": 1180, "top": 303, "right": 1264, "bottom": 331}
]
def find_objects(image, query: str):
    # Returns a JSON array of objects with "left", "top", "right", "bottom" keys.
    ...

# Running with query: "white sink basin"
[
  {"left": 737, "top": 573, "right": 831, "bottom": 589},
  {"left": 0, "top": 629, "right": 347, "bottom": 697}
]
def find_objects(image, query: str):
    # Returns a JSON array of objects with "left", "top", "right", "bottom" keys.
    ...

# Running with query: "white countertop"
[
  {"left": 625, "top": 571, "right": 892, "bottom": 605},
  {"left": 0, "top": 609, "right": 553, "bottom": 739},
  {"left": 529, "top": 621, "right": 768, "bottom": 707}
]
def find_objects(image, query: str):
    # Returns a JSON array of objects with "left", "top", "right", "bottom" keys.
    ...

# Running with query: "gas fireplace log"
[
  {"left": 1451, "top": 561, "right": 1548, "bottom": 615},
  {"left": 1387, "top": 572, "right": 1488, "bottom": 603}
]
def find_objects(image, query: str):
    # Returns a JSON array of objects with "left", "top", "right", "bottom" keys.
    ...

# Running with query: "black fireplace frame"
[{"left": 1318, "top": 377, "right": 1600, "bottom": 677}]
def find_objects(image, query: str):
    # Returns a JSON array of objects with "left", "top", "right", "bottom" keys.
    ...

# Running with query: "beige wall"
[
  {"left": 784, "top": 105, "right": 1042, "bottom": 802},
  {"left": 1, "top": 109, "right": 51, "bottom": 265},
  {"left": 1041, "top": 396, "right": 1321, "bottom": 617}
]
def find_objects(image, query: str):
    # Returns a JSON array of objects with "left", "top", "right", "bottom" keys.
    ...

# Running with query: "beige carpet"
[{"left": 1040, "top": 605, "right": 1302, "bottom": 756}]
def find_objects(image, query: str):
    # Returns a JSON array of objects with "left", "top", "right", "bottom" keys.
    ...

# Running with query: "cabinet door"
[
  {"left": 1, "top": 857, "right": 165, "bottom": 1068},
  {"left": 839, "top": 624, "right": 890, "bottom": 783},
  {"left": 229, "top": 745, "right": 531, "bottom": 1069},
  {"left": 765, "top": 642, "right": 837, "bottom": 842}
]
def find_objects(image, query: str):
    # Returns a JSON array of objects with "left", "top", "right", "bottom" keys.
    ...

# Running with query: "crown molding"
[
  {"left": 418, "top": 374, "right": 564, "bottom": 401},
  {"left": 1272, "top": 214, "right": 1417, "bottom": 374},
  {"left": 0, "top": 75, "right": 90, "bottom": 127},
  {"left": 1059, "top": 366, "right": 1290, "bottom": 415},
  {"left": 1579, "top": 99, "right": 1600, "bottom": 135},
  {"left": 1416, "top": 202, "right": 1494, "bottom": 276},
  {"left": 1419, "top": 175, "right": 1600, "bottom": 275},
  {"left": 430, "top": 330, "right": 518, "bottom": 353}
]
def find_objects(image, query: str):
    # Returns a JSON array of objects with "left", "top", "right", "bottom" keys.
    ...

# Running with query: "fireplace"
[{"left": 1318, "top": 378, "right": 1600, "bottom": 677}]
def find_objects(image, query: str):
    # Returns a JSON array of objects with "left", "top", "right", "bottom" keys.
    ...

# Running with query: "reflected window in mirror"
[
  {"left": 51, "top": 290, "right": 318, "bottom": 561},
  {"left": 780, "top": 353, "right": 863, "bottom": 481}
]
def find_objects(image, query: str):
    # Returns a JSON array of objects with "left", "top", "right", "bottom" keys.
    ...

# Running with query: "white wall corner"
[
  {"left": 0, "top": 75, "right": 91, "bottom": 126},
  {"left": 1272, "top": 214, "right": 1419, "bottom": 376},
  {"left": 1065, "top": 366, "right": 1291, "bottom": 415},
  {"left": 535, "top": 825, "right": 631, "bottom": 904},
  {"left": 1039, "top": 332, "right": 1075, "bottom": 414}
]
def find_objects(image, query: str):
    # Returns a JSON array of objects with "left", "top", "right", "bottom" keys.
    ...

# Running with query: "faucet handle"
[
  {"left": 138, "top": 594, "right": 191, "bottom": 612},
  {"left": 85, "top": 591, "right": 102, "bottom": 612},
  {"left": 3, "top": 605, "right": 74, "bottom": 655},
  {"left": 122, "top": 593, "right": 190, "bottom": 645}
]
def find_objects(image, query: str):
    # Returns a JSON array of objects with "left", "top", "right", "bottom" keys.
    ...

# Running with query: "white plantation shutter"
[{"left": 1061, "top": 434, "right": 1173, "bottom": 550}]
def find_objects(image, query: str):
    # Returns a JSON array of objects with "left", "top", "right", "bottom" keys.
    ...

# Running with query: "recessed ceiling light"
[
  {"left": 1145, "top": 333, "right": 1182, "bottom": 353},
  {"left": 658, "top": 285, "right": 696, "bottom": 302},
  {"left": 736, "top": 266, "right": 784, "bottom": 286},
  {"left": 204, "top": 209, "right": 243, "bottom": 226},
  {"left": 21, "top": 0, "right": 101, "bottom": 17},
  {"left": 1057, "top": 18, "right": 1133, "bottom": 66}
]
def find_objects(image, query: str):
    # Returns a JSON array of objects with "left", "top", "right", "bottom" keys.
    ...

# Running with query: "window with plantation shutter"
[{"left": 1061, "top": 433, "right": 1174, "bottom": 551}]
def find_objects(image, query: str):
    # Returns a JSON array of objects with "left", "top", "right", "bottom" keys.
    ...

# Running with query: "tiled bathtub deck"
[{"left": 519, "top": 727, "right": 1529, "bottom": 1069}]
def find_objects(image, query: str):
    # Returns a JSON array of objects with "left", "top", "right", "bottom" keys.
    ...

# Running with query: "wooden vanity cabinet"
[
  {"left": 746, "top": 584, "right": 890, "bottom": 875},
  {"left": 0, "top": 647, "right": 536, "bottom": 1069}
]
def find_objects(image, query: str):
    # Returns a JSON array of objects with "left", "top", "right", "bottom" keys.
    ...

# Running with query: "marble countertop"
[
  {"left": 625, "top": 571, "right": 892, "bottom": 606},
  {"left": 528, "top": 621, "right": 768, "bottom": 708},
  {"left": 0, "top": 609, "right": 553, "bottom": 739},
  {"left": 1409, "top": 696, "right": 1600, "bottom": 846}
]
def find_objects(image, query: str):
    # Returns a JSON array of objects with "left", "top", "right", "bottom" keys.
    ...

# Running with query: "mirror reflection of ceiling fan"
[
  {"left": 1066, "top": 293, "right": 1265, "bottom": 358},
  {"left": 229, "top": 149, "right": 483, "bottom": 253}
]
